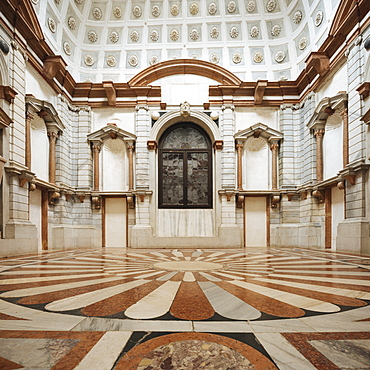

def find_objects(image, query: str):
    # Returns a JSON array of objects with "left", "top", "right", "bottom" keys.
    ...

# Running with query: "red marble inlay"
[
  {"left": 18, "top": 278, "right": 133, "bottom": 305},
  {"left": 282, "top": 332, "right": 370, "bottom": 370},
  {"left": 0, "top": 313, "right": 27, "bottom": 321},
  {"left": 0, "top": 331, "right": 105, "bottom": 370},
  {"left": 216, "top": 281, "right": 305, "bottom": 318},
  {"left": 0, "top": 356, "right": 24, "bottom": 369},
  {"left": 81, "top": 280, "right": 164, "bottom": 316},
  {"left": 115, "top": 332, "right": 277, "bottom": 370},
  {"left": 170, "top": 282, "right": 214, "bottom": 320}
]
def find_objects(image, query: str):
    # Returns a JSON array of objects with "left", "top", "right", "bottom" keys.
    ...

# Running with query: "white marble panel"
[
  {"left": 157, "top": 209, "right": 214, "bottom": 237},
  {"left": 74, "top": 332, "right": 132, "bottom": 370},
  {"left": 255, "top": 333, "right": 317, "bottom": 370}
]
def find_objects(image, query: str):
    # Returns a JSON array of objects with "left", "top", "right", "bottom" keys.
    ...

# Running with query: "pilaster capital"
[
  {"left": 270, "top": 142, "right": 279, "bottom": 151},
  {"left": 47, "top": 131, "right": 58, "bottom": 140},
  {"left": 221, "top": 104, "right": 235, "bottom": 112},
  {"left": 314, "top": 128, "right": 325, "bottom": 137},
  {"left": 126, "top": 141, "right": 135, "bottom": 150},
  {"left": 135, "top": 104, "right": 149, "bottom": 112},
  {"left": 92, "top": 143, "right": 101, "bottom": 152}
]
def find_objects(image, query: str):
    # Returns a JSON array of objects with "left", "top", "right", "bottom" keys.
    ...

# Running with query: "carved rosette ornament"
[
  {"left": 250, "top": 26, "right": 259, "bottom": 38},
  {"left": 128, "top": 55, "right": 139, "bottom": 67},
  {"left": 84, "top": 55, "right": 94, "bottom": 66},
  {"left": 106, "top": 55, "right": 116, "bottom": 67},
  {"left": 208, "top": 2, "right": 217, "bottom": 15},
  {"left": 170, "top": 29, "right": 180, "bottom": 41},
  {"left": 191, "top": 54, "right": 199, "bottom": 59},
  {"left": 227, "top": 1, "right": 236, "bottom": 13},
  {"left": 150, "top": 30, "right": 159, "bottom": 42},
  {"left": 189, "top": 2, "right": 199, "bottom": 15},
  {"left": 246, "top": 0, "right": 255, "bottom": 12},
  {"left": 171, "top": 4, "right": 180, "bottom": 16},
  {"left": 48, "top": 17, "right": 56, "bottom": 33},
  {"left": 63, "top": 42, "right": 72, "bottom": 55},
  {"left": 190, "top": 29, "right": 200, "bottom": 41},
  {"left": 150, "top": 55, "right": 159, "bottom": 65},
  {"left": 293, "top": 10, "right": 303, "bottom": 24},
  {"left": 299, "top": 36, "right": 307, "bottom": 50},
  {"left": 266, "top": 0, "right": 276, "bottom": 12},
  {"left": 130, "top": 30, "right": 139, "bottom": 42},
  {"left": 152, "top": 5, "right": 160, "bottom": 17},
  {"left": 232, "top": 52, "right": 242, "bottom": 64},
  {"left": 210, "top": 27, "right": 219, "bottom": 39},
  {"left": 113, "top": 6, "right": 122, "bottom": 18},
  {"left": 87, "top": 30, "right": 98, "bottom": 43},
  {"left": 229, "top": 26, "right": 239, "bottom": 38},
  {"left": 315, "top": 10, "right": 323, "bottom": 26},
  {"left": 92, "top": 7, "right": 102, "bottom": 20},
  {"left": 253, "top": 51, "right": 263, "bottom": 63},
  {"left": 110, "top": 31, "right": 119, "bottom": 43},
  {"left": 271, "top": 24, "right": 281, "bottom": 37},
  {"left": 275, "top": 51, "right": 286, "bottom": 63},
  {"left": 210, "top": 52, "right": 220, "bottom": 64},
  {"left": 68, "top": 16, "right": 76, "bottom": 30},
  {"left": 133, "top": 5, "right": 142, "bottom": 18}
]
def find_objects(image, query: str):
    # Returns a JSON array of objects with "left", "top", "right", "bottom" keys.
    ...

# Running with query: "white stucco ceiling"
[{"left": 32, "top": 0, "right": 341, "bottom": 83}]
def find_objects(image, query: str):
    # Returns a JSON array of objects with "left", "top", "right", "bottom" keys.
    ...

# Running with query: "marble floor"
[{"left": 0, "top": 247, "right": 370, "bottom": 369}]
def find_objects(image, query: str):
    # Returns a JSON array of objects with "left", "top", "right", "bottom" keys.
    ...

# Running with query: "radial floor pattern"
[
  {"left": 1, "top": 248, "right": 369, "bottom": 321},
  {"left": 1, "top": 247, "right": 370, "bottom": 369}
]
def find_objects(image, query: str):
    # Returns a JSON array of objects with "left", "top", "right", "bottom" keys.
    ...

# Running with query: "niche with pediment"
[
  {"left": 101, "top": 138, "right": 127, "bottom": 191},
  {"left": 31, "top": 115, "right": 49, "bottom": 181}
]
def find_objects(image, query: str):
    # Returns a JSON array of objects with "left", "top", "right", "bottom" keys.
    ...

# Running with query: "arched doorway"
[{"left": 158, "top": 123, "right": 212, "bottom": 209}]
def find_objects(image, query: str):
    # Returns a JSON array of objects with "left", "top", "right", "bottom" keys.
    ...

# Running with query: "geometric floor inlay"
[{"left": 1, "top": 248, "right": 369, "bottom": 322}]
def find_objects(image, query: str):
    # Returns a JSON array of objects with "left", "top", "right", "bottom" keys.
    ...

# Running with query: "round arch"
[
  {"left": 128, "top": 59, "right": 242, "bottom": 87},
  {"left": 150, "top": 110, "right": 221, "bottom": 144}
]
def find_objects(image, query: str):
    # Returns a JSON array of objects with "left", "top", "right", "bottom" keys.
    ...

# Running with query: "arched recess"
[
  {"left": 128, "top": 59, "right": 242, "bottom": 87},
  {"left": 149, "top": 110, "right": 222, "bottom": 145}
]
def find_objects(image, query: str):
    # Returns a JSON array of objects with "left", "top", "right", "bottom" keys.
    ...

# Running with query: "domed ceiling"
[{"left": 32, "top": 0, "right": 341, "bottom": 83}]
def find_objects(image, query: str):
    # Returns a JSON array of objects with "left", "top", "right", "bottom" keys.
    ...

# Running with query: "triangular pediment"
[
  {"left": 87, "top": 125, "right": 136, "bottom": 144},
  {"left": 235, "top": 123, "right": 283, "bottom": 141}
]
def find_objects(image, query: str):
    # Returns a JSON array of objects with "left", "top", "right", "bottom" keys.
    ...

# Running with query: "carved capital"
[
  {"left": 270, "top": 143, "right": 279, "bottom": 151},
  {"left": 92, "top": 144, "right": 101, "bottom": 153},
  {"left": 47, "top": 131, "right": 58, "bottom": 140},
  {"left": 314, "top": 128, "right": 325, "bottom": 137}
]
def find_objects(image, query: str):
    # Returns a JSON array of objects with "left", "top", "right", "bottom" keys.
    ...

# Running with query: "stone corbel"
[
  {"left": 312, "top": 189, "right": 325, "bottom": 203},
  {"left": 305, "top": 52, "right": 330, "bottom": 77},
  {"left": 127, "top": 196, "right": 135, "bottom": 209},
  {"left": 43, "top": 55, "right": 67, "bottom": 80},
  {"left": 254, "top": 80, "right": 268, "bottom": 105},
  {"left": 236, "top": 195, "right": 244, "bottom": 208},
  {"left": 134, "top": 190, "right": 153, "bottom": 202},
  {"left": 357, "top": 82, "right": 370, "bottom": 100},
  {"left": 147, "top": 140, "right": 157, "bottom": 151},
  {"left": 0, "top": 85, "right": 17, "bottom": 104},
  {"left": 103, "top": 81, "right": 116, "bottom": 106},
  {"left": 76, "top": 193, "right": 86, "bottom": 203},
  {"left": 300, "top": 191, "right": 308, "bottom": 200},
  {"left": 271, "top": 195, "right": 280, "bottom": 208},
  {"left": 29, "top": 182, "right": 36, "bottom": 191},
  {"left": 337, "top": 181, "right": 345, "bottom": 190},
  {"left": 91, "top": 196, "right": 101, "bottom": 210},
  {"left": 218, "top": 189, "right": 238, "bottom": 201},
  {"left": 19, "top": 170, "right": 35, "bottom": 188},
  {"left": 213, "top": 140, "right": 223, "bottom": 150},
  {"left": 286, "top": 193, "right": 294, "bottom": 201},
  {"left": 49, "top": 191, "right": 61, "bottom": 205}
]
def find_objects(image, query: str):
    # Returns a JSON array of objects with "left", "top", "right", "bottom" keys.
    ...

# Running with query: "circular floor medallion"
[{"left": 153, "top": 260, "right": 223, "bottom": 271}]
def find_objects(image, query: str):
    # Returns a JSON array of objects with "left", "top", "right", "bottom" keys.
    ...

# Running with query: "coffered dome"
[{"left": 32, "top": 0, "right": 341, "bottom": 82}]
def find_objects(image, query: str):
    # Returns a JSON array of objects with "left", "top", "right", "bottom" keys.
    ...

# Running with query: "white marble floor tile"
[
  {"left": 198, "top": 272, "right": 222, "bottom": 281},
  {"left": 183, "top": 272, "right": 195, "bottom": 281},
  {"left": 269, "top": 273, "right": 370, "bottom": 286},
  {"left": 124, "top": 281, "right": 181, "bottom": 319},
  {"left": 198, "top": 281, "right": 261, "bottom": 320},
  {"left": 254, "top": 277, "right": 370, "bottom": 299},
  {"left": 45, "top": 279, "right": 148, "bottom": 312},
  {"left": 74, "top": 331, "right": 131, "bottom": 370},
  {"left": 255, "top": 332, "right": 317, "bottom": 370},
  {"left": 250, "top": 319, "right": 316, "bottom": 333},
  {"left": 193, "top": 321, "right": 253, "bottom": 333},
  {"left": 1, "top": 276, "right": 123, "bottom": 298},
  {"left": 231, "top": 280, "right": 340, "bottom": 312},
  {"left": 157, "top": 272, "right": 178, "bottom": 281}
]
